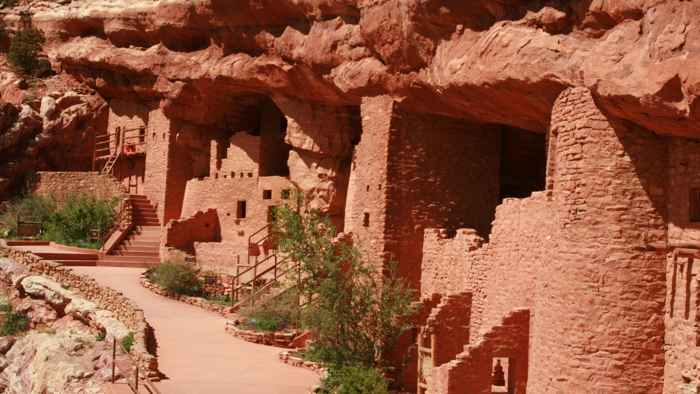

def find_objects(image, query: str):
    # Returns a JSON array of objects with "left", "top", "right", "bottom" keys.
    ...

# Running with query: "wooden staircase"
[{"left": 99, "top": 195, "right": 161, "bottom": 268}]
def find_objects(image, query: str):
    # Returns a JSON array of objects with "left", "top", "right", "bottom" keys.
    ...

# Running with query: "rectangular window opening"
[
  {"left": 236, "top": 200, "right": 247, "bottom": 219},
  {"left": 491, "top": 357, "right": 509, "bottom": 393},
  {"left": 263, "top": 190, "right": 272, "bottom": 200},
  {"left": 691, "top": 188, "right": 700, "bottom": 222},
  {"left": 281, "top": 189, "right": 291, "bottom": 200},
  {"left": 363, "top": 212, "right": 370, "bottom": 227}
]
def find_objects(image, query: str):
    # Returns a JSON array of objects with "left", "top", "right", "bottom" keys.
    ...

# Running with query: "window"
[
  {"left": 139, "top": 127, "right": 146, "bottom": 143},
  {"left": 281, "top": 189, "right": 291, "bottom": 200},
  {"left": 691, "top": 188, "right": 700, "bottom": 222},
  {"left": 263, "top": 190, "right": 272, "bottom": 200},
  {"left": 491, "top": 358, "right": 509, "bottom": 393},
  {"left": 363, "top": 213, "right": 370, "bottom": 227},
  {"left": 236, "top": 200, "right": 247, "bottom": 219}
]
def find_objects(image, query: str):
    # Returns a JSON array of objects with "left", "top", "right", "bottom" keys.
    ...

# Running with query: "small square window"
[
  {"left": 363, "top": 213, "right": 370, "bottom": 227},
  {"left": 691, "top": 188, "right": 700, "bottom": 223},
  {"left": 248, "top": 172, "right": 253, "bottom": 178},
  {"left": 236, "top": 200, "right": 247, "bottom": 219},
  {"left": 262, "top": 190, "right": 272, "bottom": 200},
  {"left": 281, "top": 189, "right": 291, "bottom": 200}
]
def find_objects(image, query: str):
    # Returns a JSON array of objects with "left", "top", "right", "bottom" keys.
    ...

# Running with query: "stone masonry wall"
[
  {"left": 668, "top": 138, "right": 700, "bottom": 244},
  {"left": 529, "top": 87, "right": 668, "bottom": 393},
  {"left": 32, "top": 171, "right": 126, "bottom": 205}
]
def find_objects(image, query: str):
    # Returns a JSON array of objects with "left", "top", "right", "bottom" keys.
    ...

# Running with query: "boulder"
[{"left": 14, "top": 299, "right": 58, "bottom": 327}]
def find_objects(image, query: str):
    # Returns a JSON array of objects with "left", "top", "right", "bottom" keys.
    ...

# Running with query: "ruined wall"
[
  {"left": 529, "top": 87, "right": 668, "bottom": 393},
  {"left": 32, "top": 171, "right": 126, "bottom": 205},
  {"left": 143, "top": 108, "right": 173, "bottom": 223},
  {"left": 347, "top": 96, "right": 501, "bottom": 290},
  {"left": 420, "top": 229, "right": 483, "bottom": 299},
  {"left": 667, "top": 138, "right": 700, "bottom": 244},
  {"left": 163, "top": 209, "right": 221, "bottom": 254},
  {"left": 179, "top": 176, "right": 294, "bottom": 271},
  {"left": 217, "top": 133, "right": 261, "bottom": 177}
]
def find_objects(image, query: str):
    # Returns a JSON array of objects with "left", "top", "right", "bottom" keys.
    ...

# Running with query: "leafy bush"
[
  {"left": 8, "top": 23, "right": 46, "bottom": 75},
  {"left": 0, "top": 193, "right": 117, "bottom": 249},
  {"left": 206, "top": 293, "right": 231, "bottom": 306},
  {"left": 121, "top": 332, "right": 134, "bottom": 352},
  {"left": 0, "top": 308, "right": 29, "bottom": 336},
  {"left": 96, "top": 330, "right": 106, "bottom": 342},
  {"left": 320, "top": 365, "right": 389, "bottom": 394},
  {"left": 240, "top": 288, "right": 301, "bottom": 332},
  {"left": 42, "top": 194, "right": 117, "bottom": 248},
  {"left": 274, "top": 205, "right": 416, "bottom": 368},
  {"left": 146, "top": 262, "right": 202, "bottom": 296}
]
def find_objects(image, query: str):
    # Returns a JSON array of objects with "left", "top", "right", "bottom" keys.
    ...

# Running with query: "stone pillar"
[{"left": 529, "top": 87, "right": 667, "bottom": 393}]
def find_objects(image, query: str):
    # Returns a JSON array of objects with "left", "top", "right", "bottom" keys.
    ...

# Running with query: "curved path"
[{"left": 73, "top": 266, "right": 319, "bottom": 394}]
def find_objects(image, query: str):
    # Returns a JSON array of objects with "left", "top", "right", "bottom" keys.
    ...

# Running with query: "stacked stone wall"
[
  {"left": 529, "top": 87, "right": 667, "bottom": 393},
  {"left": 32, "top": 171, "right": 126, "bottom": 205}
]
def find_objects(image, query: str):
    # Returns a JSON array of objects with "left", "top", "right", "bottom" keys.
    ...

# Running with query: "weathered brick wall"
[
  {"left": 668, "top": 138, "right": 700, "bottom": 244},
  {"left": 425, "top": 293, "right": 472, "bottom": 367},
  {"left": 664, "top": 251, "right": 700, "bottom": 393},
  {"left": 430, "top": 308, "right": 530, "bottom": 394},
  {"left": 108, "top": 100, "right": 149, "bottom": 194},
  {"left": 218, "top": 133, "right": 261, "bottom": 177},
  {"left": 178, "top": 175, "right": 294, "bottom": 271},
  {"left": 530, "top": 87, "right": 667, "bottom": 393},
  {"left": 32, "top": 171, "right": 126, "bottom": 204},
  {"left": 163, "top": 208, "right": 221, "bottom": 254},
  {"left": 347, "top": 96, "right": 501, "bottom": 291},
  {"left": 420, "top": 229, "right": 483, "bottom": 299},
  {"left": 144, "top": 107, "right": 172, "bottom": 223}
]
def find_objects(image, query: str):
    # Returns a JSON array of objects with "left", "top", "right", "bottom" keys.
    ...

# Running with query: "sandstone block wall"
[
  {"left": 32, "top": 171, "right": 126, "bottom": 204},
  {"left": 668, "top": 138, "right": 700, "bottom": 244},
  {"left": 530, "top": 87, "right": 667, "bottom": 393}
]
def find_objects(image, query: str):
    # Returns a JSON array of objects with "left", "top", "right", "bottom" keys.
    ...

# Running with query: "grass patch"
[
  {"left": 95, "top": 331, "right": 106, "bottom": 342},
  {"left": 121, "top": 332, "right": 134, "bottom": 353},
  {"left": 240, "top": 288, "right": 301, "bottom": 332},
  {"left": 319, "top": 365, "right": 389, "bottom": 394},
  {"left": 0, "top": 307, "right": 29, "bottom": 336}
]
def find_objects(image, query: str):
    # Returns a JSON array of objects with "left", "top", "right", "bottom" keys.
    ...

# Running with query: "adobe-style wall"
[
  {"left": 32, "top": 171, "right": 126, "bottom": 204},
  {"left": 668, "top": 138, "right": 700, "bottom": 244},
  {"left": 347, "top": 96, "right": 501, "bottom": 291},
  {"left": 529, "top": 87, "right": 667, "bottom": 393},
  {"left": 107, "top": 100, "right": 148, "bottom": 194},
  {"left": 177, "top": 175, "right": 294, "bottom": 271}
]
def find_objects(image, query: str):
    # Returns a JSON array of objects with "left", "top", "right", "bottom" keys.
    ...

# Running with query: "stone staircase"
[{"left": 99, "top": 195, "right": 161, "bottom": 268}]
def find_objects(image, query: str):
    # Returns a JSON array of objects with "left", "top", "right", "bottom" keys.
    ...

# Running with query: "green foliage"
[
  {"left": 41, "top": 194, "right": 117, "bottom": 248},
  {"left": 8, "top": 23, "right": 46, "bottom": 76},
  {"left": 240, "top": 288, "right": 301, "bottom": 332},
  {"left": 319, "top": 365, "right": 389, "bottom": 394},
  {"left": 121, "top": 332, "right": 134, "bottom": 352},
  {"left": 205, "top": 293, "right": 231, "bottom": 306},
  {"left": 0, "top": 0, "right": 18, "bottom": 9},
  {"left": 0, "top": 308, "right": 29, "bottom": 336},
  {"left": 146, "top": 262, "right": 203, "bottom": 296},
  {"left": 273, "top": 205, "right": 416, "bottom": 369},
  {"left": 0, "top": 193, "right": 117, "bottom": 249},
  {"left": 96, "top": 330, "right": 106, "bottom": 342}
]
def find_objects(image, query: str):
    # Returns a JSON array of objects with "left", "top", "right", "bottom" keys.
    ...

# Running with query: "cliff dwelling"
[{"left": 0, "top": 1, "right": 698, "bottom": 393}]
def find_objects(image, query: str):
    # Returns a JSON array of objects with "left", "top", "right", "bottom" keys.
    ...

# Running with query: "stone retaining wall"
[
  {"left": 0, "top": 243, "right": 159, "bottom": 378},
  {"left": 140, "top": 275, "right": 235, "bottom": 316}
]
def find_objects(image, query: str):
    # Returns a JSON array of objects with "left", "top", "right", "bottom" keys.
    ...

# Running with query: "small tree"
[
  {"left": 8, "top": 22, "right": 46, "bottom": 75},
  {"left": 273, "top": 205, "right": 416, "bottom": 370}
]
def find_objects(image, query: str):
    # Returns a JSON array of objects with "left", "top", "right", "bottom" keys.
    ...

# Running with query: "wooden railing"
[
  {"left": 112, "top": 337, "right": 162, "bottom": 394},
  {"left": 93, "top": 126, "right": 147, "bottom": 175}
]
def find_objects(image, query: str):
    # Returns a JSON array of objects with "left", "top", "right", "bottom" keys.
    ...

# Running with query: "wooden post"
[
  {"left": 135, "top": 365, "right": 139, "bottom": 393},
  {"left": 251, "top": 255, "right": 258, "bottom": 309},
  {"left": 111, "top": 338, "right": 116, "bottom": 383}
]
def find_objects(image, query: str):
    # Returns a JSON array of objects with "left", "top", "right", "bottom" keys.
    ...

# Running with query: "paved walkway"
[{"left": 73, "top": 267, "right": 319, "bottom": 394}]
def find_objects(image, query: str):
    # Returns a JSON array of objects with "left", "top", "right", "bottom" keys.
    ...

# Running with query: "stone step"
[
  {"left": 133, "top": 221, "right": 160, "bottom": 226},
  {"left": 103, "top": 255, "right": 160, "bottom": 263},
  {"left": 97, "top": 260, "right": 159, "bottom": 269},
  {"left": 114, "top": 250, "right": 159, "bottom": 258},
  {"left": 117, "top": 246, "right": 158, "bottom": 253},
  {"left": 52, "top": 260, "right": 99, "bottom": 267},
  {"left": 35, "top": 252, "right": 99, "bottom": 261}
]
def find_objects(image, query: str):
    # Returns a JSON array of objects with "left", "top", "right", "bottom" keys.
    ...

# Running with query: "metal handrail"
[
  {"left": 233, "top": 259, "right": 299, "bottom": 309},
  {"left": 111, "top": 337, "right": 161, "bottom": 394}
]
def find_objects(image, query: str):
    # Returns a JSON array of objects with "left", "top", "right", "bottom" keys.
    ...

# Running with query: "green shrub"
[
  {"left": 206, "top": 293, "right": 231, "bottom": 306},
  {"left": 96, "top": 331, "right": 106, "bottom": 342},
  {"left": 8, "top": 23, "right": 46, "bottom": 75},
  {"left": 320, "top": 365, "right": 389, "bottom": 394},
  {"left": 146, "top": 262, "right": 202, "bottom": 296},
  {"left": 0, "top": 193, "right": 117, "bottom": 248},
  {"left": 121, "top": 332, "right": 134, "bottom": 352},
  {"left": 41, "top": 194, "right": 117, "bottom": 248},
  {"left": 0, "top": 309, "right": 29, "bottom": 336},
  {"left": 240, "top": 288, "right": 300, "bottom": 332}
]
